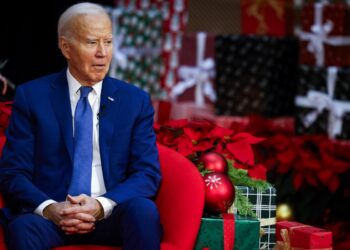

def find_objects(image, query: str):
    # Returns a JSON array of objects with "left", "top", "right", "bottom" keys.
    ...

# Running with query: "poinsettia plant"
[
  {"left": 154, "top": 119, "right": 271, "bottom": 217},
  {"left": 155, "top": 119, "right": 268, "bottom": 179}
]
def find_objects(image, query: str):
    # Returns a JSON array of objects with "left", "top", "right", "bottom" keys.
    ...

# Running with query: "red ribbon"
[
  {"left": 202, "top": 213, "right": 235, "bottom": 250},
  {"left": 223, "top": 213, "right": 235, "bottom": 250}
]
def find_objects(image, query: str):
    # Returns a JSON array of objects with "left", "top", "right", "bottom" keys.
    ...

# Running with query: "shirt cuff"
[
  {"left": 34, "top": 199, "right": 57, "bottom": 218},
  {"left": 96, "top": 196, "right": 117, "bottom": 219}
]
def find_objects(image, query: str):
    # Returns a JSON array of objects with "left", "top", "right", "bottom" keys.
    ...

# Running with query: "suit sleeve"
[
  {"left": 102, "top": 92, "right": 161, "bottom": 204},
  {"left": 0, "top": 86, "right": 50, "bottom": 214}
]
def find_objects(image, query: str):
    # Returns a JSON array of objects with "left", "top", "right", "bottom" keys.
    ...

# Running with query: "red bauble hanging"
[
  {"left": 203, "top": 172, "right": 235, "bottom": 215},
  {"left": 200, "top": 152, "right": 228, "bottom": 174}
]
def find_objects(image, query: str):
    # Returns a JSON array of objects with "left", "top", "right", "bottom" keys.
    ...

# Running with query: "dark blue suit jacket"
[{"left": 0, "top": 69, "right": 161, "bottom": 220}]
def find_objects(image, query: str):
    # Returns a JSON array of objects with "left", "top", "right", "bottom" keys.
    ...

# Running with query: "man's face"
[{"left": 60, "top": 14, "right": 113, "bottom": 86}]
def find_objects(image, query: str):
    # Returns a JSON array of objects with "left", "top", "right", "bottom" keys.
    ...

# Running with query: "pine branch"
[
  {"left": 234, "top": 188, "right": 257, "bottom": 218},
  {"left": 227, "top": 160, "right": 271, "bottom": 191}
]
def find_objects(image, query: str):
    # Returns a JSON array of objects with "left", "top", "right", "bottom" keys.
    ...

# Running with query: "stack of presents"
[{"left": 100, "top": 0, "right": 350, "bottom": 249}]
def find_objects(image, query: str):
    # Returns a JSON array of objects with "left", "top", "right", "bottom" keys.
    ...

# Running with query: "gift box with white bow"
[
  {"left": 114, "top": 0, "right": 190, "bottom": 94},
  {"left": 295, "top": 65, "right": 350, "bottom": 140},
  {"left": 170, "top": 32, "right": 216, "bottom": 107},
  {"left": 107, "top": 8, "right": 165, "bottom": 98},
  {"left": 299, "top": 2, "right": 350, "bottom": 67}
]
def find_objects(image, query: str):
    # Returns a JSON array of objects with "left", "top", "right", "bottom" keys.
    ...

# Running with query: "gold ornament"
[{"left": 276, "top": 203, "right": 294, "bottom": 221}]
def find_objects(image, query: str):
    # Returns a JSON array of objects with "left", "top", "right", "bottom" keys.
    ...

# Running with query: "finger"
[
  {"left": 62, "top": 225, "right": 79, "bottom": 234},
  {"left": 60, "top": 205, "right": 86, "bottom": 215},
  {"left": 75, "top": 221, "right": 95, "bottom": 231},
  {"left": 66, "top": 194, "right": 84, "bottom": 205},
  {"left": 73, "top": 212, "right": 96, "bottom": 223},
  {"left": 60, "top": 218, "right": 82, "bottom": 227},
  {"left": 73, "top": 227, "right": 96, "bottom": 234}
]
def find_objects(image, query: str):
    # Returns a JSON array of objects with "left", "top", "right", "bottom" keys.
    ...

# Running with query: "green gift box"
[{"left": 194, "top": 215, "right": 260, "bottom": 250}]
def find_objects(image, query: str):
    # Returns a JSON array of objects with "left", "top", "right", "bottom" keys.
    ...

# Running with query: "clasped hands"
[{"left": 43, "top": 194, "right": 104, "bottom": 234}]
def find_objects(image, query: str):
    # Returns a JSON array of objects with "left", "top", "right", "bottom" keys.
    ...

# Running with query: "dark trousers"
[{"left": 5, "top": 197, "right": 162, "bottom": 250}]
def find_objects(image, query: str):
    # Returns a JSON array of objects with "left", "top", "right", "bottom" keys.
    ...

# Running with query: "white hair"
[{"left": 57, "top": 2, "right": 109, "bottom": 38}]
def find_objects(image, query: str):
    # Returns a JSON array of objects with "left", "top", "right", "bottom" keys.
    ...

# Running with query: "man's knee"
[
  {"left": 121, "top": 197, "right": 160, "bottom": 222},
  {"left": 5, "top": 214, "right": 63, "bottom": 250},
  {"left": 7, "top": 214, "right": 44, "bottom": 235}
]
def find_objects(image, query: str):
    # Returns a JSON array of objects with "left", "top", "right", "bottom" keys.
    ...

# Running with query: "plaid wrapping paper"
[
  {"left": 108, "top": 8, "right": 166, "bottom": 98},
  {"left": 295, "top": 65, "right": 350, "bottom": 140},
  {"left": 215, "top": 35, "right": 298, "bottom": 117},
  {"left": 228, "top": 185, "right": 276, "bottom": 250},
  {"left": 114, "top": 0, "right": 190, "bottom": 93}
]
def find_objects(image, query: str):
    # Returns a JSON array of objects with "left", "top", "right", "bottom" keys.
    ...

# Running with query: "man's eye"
[
  {"left": 87, "top": 40, "right": 97, "bottom": 45},
  {"left": 104, "top": 40, "right": 112, "bottom": 46}
]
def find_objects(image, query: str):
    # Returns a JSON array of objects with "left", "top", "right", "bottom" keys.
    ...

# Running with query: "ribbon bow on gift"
[
  {"left": 298, "top": 3, "right": 350, "bottom": 67},
  {"left": 295, "top": 67, "right": 350, "bottom": 139},
  {"left": 170, "top": 32, "right": 216, "bottom": 107}
]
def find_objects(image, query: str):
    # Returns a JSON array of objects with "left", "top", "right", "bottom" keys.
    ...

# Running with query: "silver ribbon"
[
  {"left": 171, "top": 32, "right": 216, "bottom": 106},
  {"left": 295, "top": 67, "right": 350, "bottom": 138},
  {"left": 298, "top": 3, "right": 350, "bottom": 67}
]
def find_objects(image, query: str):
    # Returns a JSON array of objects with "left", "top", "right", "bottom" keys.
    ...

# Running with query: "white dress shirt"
[{"left": 34, "top": 69, "right": 116, "bottom": 219}]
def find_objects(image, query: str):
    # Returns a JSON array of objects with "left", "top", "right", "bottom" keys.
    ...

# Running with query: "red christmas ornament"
[
  {"left": 200, "top": 152, "right": 228, "bottom": 174},
  {"left": 203, "top": 172, "right": 235, "bottom": 215}
]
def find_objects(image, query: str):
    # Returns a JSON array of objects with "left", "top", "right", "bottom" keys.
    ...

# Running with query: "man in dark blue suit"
[{"left": 0, "top": 2, "right": 162, "bottom": 250}]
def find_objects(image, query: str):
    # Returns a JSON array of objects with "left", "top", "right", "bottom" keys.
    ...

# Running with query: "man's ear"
[{"left": 59, "top": 36, "right": 71, "bottom": 60}]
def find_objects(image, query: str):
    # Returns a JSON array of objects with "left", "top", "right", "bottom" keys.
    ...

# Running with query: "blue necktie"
[{"left": 68, "top": 86, "right": 93, "bottom": 196}]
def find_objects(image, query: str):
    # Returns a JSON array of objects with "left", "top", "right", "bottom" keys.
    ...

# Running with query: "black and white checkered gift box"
[{"left": 229, "top": 185, "right": 276, "bottom": 250}]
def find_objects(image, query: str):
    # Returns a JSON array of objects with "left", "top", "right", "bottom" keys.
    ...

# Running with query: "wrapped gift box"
[
  {"left": 194, "top": 214, "right": 260, "bottom": 250},
  {"left": 108, "top": 8, "right": 165, "bottom": 98},
  {"left": 299, "top": 2, "right": 350, "bottom": 67},
  {"left": 276, "top": 221, "right": 332, "bottom": 249},
  {"left": 115, "top": 0, "right": 190, "bottom": 93},
  {"left": 170, "top": 32, "right": 216, "bottom": 106},
  {"left": 241, "top": 0, "right": 294, "bottom": 37},
  {"left": 215, "top": 35, "right": 298, "bottom": 117},
  {"left": 295, "top": 65, "right": 350, "bottom": 140},
  {"left": 228, "top": 185, "right": 277, "bottom": 250}
]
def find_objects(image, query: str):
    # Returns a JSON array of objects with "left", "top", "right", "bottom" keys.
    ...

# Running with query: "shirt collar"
[{"left": 67, "top": 68, "right": 102, "bottom": 98}]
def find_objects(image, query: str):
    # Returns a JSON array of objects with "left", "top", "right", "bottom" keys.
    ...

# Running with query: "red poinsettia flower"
[
  {"left": 225, "top": 132, "right": 264, "bottom": 166},
  {"left": 177, "top": 126, "right": 213, "bottom": 156},
  {"left": 247, "top": 163, "right": 267, "bottom": 180}
]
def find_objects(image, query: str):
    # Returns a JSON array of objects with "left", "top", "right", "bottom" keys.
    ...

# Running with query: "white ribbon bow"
[
  {"left": 298, "top": 3, "right": 350, "bottom": 67},
  {"left": 295, "top": 67, "right": 350, "bottom": 138},
  {"left": 171, "top": 32, "right": 216, "bottom": 106}
]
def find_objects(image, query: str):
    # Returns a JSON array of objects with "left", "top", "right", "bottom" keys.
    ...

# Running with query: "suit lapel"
[
  {"left": 49, "top": 71, "right": 74, "bottom": 161},
  {"left": 99, "top": 77, "right": 120, "bottom": 178}
]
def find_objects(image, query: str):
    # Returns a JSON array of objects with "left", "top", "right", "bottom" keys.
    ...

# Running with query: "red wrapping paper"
[
  {"left": 172, "top": 32, "right": 216, "bottom": 104},
  {"left": 276, "top": 221, "right": 333, "bottom": 249},
  {"left": 241, "top": 0, "right": 294, "bottom": 37},
  {"left": 299, "top": 3, "right": 350, "bottom": 66}
]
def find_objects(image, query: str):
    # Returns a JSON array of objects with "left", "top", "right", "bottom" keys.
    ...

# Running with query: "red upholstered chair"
[{"left": 0, "top": 143, "right": 205, "bottom": 250}]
